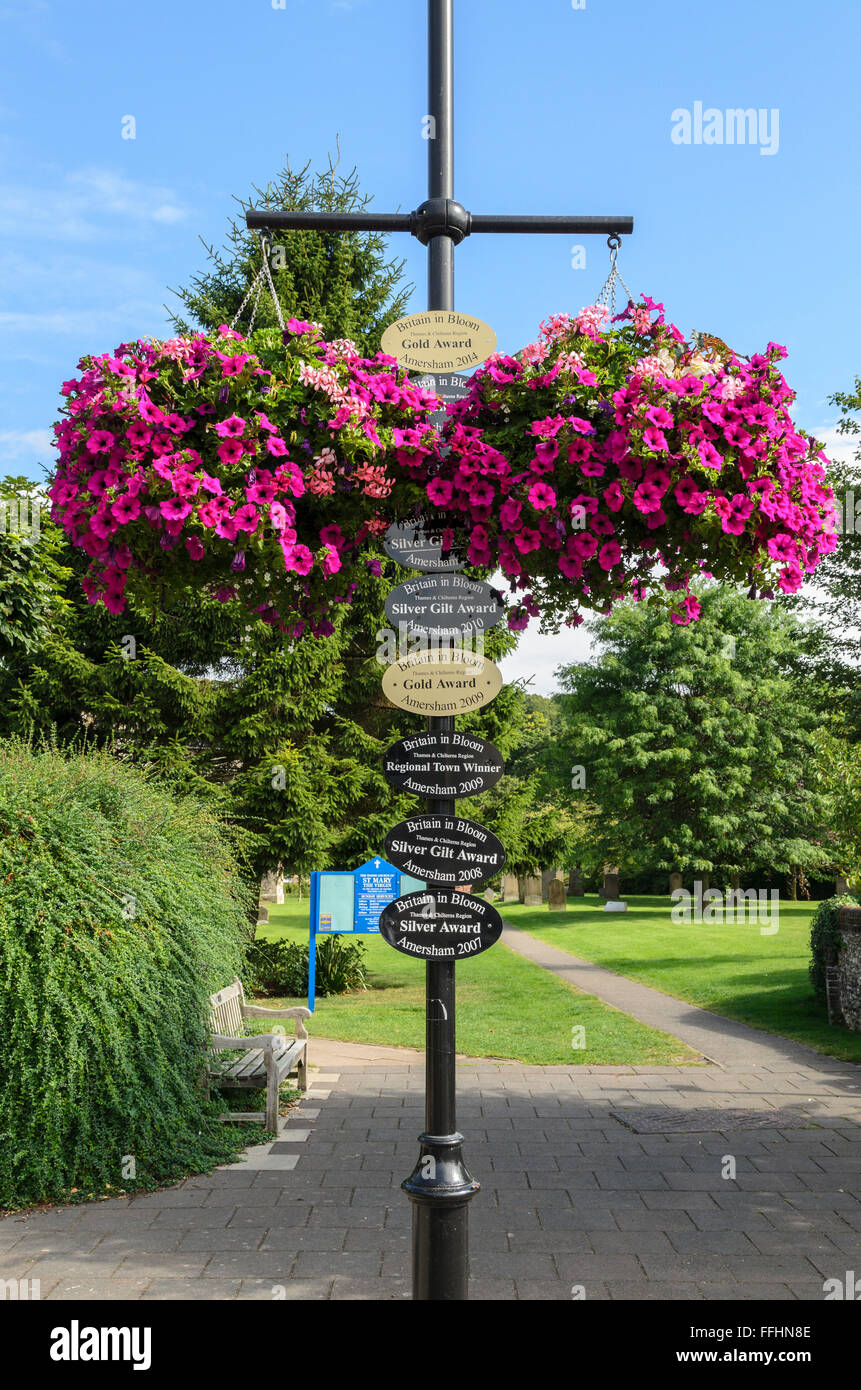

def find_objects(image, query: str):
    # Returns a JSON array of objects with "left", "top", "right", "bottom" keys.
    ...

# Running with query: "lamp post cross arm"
[{"left": 245, "top": 204, "right": 633, "bottom": 244}]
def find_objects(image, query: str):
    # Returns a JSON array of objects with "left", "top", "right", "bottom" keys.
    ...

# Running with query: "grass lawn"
[
  {"left": 504, "top": 894, "right": 861, "bottom": 1065},
  {"left": 253, "top": 901, "right": 699, "bottom": 1066}
]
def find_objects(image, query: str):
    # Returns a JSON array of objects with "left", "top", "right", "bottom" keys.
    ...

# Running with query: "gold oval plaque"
[
  {"left": 382, "top": 650, "right": 503, "bottom": 716},
  {"left": 381, "top": 311, "right": 497, "bottom": 373}
]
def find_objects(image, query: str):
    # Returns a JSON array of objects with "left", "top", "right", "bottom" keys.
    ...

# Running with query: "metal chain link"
[
  {"left": 596, "top": 235, "right": 634, "bottom": 319},
  {"left": 229, "top": 230, "right": 285, "bottom": 333},
  {"left": 259, "top": 231, "right": 286, "bottom": 333}
]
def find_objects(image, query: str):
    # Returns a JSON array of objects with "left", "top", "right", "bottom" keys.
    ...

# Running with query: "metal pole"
[{"left": 401, "top": 0, "right": 478, "bottom": 1302}]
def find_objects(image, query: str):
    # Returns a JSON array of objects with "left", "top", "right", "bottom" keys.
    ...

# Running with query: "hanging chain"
[
  {"left": 229, "top": 230, "right": 285, "bottom": 333},
  {"left": 596, "top": 235, "right": 634, "bottom": 319},
  {"left": 258, "top": 231, "right": 286, "bottom": 332}
]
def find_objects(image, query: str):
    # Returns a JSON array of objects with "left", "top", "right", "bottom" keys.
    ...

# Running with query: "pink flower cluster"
[
  {"left": 424, "top": 299, "right": 837, "bottom": 628},
  {"left": 48, "top": 322, "right": 438, "bottom": 630}
]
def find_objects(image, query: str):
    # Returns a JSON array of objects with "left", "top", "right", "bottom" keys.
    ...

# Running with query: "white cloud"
[
  {"left": 806, "top": 423, "right": 859, "bottom": 470},
  {"left": 0, "top": 428, "right": 55, "bottom": 467},
  {"left": 0, "top": 167, "right": 189, "bottom": 242},
  {"left": 498, "top": 617, "right": 597, "bottom": 697}
]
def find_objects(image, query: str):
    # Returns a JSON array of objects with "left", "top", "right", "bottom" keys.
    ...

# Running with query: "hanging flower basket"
[
  {"left": 422, "top": 298, "right": 838, "bottom": 629},
  {"left": 48, "top": 290, "right": 838, "bottom": 638},
  {"left": 48, "top": 321, "right": 438, "bottom": 634}
]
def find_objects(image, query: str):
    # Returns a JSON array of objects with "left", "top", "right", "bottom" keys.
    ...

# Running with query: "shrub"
[
  {"left": 809, "top": 893, "right": 859, "bottom": 1007},
  {"left": 315, "top": 934, "right": 367, "bottom": 997},
  {"left": 0, "top": 741, "right": 255, "bottom": 1208},
  {"left": 245, "top": 938, "right": 308, "bottom": 997},
  {"left": 244, "top": 933, "right": 366, "bottom": 999}
]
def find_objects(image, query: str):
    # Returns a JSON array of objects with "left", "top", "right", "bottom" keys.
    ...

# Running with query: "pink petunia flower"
[
  {"left": 215, "top": 415, "right": 247, "bottom": 439},
  {"left": 160, "top": 498, "right": 192, "bottom": 522},
  {"left": 112, "top": 494, "right": 141, "bottom": 524},
  {"left": 217, "top": 352, "right": 251, "bottom": 377},
  {"left": 643, "top": 426, "right": 669, "bottom": 453},
  {"left": 528, "top": 482, "right": 557, "bottom": 511},
  {"left": 217, "top": 439, "right": 245, "bottom": 466},
  {"left": 86, "top": 430, "right": 115, "bottom": 454},
  {"left": 281, "top": 541, "right": 314, "bottom": 575},
  {"left": 603, "top": 482, "right": 625, "bottom": 513},
  {"left": 234, "top": 504, "right": 260, "bottom": 533},
  {"left": 427, "top": 478, "right": 454, "bottom": 506}
]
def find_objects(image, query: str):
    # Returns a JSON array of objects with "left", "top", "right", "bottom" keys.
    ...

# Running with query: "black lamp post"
[{"left": 247, "top": 0, "right": 633, "bottom": 1300}]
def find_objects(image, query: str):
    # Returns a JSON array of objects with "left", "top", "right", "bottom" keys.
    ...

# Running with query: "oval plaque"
[
  {"left": 385, "top": 575, "right": 505, "bottom": 639},
  {"left": 382, "top": 651, "right": 503, "bottom": 716},
  {"left": 383, "top": 517, "right": 467, "bottom": 573},
  {"left": 382, "top": 731, "right": 504, "bottom": 799},
  {"left": 385, "top": 815, "right": 506, "bottom": 886},
  {"left": 379, "top": 889, "right": 503, "bottom": 961},
  {"left": 381, "top": 311, "right": 497, "bottom": 373}
]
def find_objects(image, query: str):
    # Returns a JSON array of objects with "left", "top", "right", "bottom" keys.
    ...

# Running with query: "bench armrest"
[{"left": 242, "top": 1005, "right": 311, "bottom": 1040}]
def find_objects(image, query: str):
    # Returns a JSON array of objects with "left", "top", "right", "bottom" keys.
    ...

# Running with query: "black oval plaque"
[
  {"left": 383, "top": 516, "right": 467, "bottom": 572},
  {"left": 385, "top": 575, "right": 504, "bottom": 638},
  {"left": 382, "top": 731, "right": 504, "bottom": 799},
  {"left": 379, "top": 889, "right": 503, "bottom": 961},
  {"left": 384, "top": 815, "right": 506, "bottom": 886}
]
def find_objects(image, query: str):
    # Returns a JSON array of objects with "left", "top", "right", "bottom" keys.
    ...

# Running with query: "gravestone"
[
  {"left": 548, "top": 879, "right": 567, "bottom": 911},
  {"left": 502, "top": 872, "right": 519, "bottom": 902},
  {"left": 601, "top": 870, "right": 620, "bottom": 901},
  {"left": 669, "top": 872, "right": 683, "bottom": 893},
  {"left": 541, "top": 866, "right": 564, "bottom": 902},
  {"left": 568, "top": 867, "right": 584, "bottom": 897},
  {"left": 522, "top": 875, "right": 542, "bottom": 906},
  {"left": 260, "top": 871, "right": 285, "bottom": 904},
  {"left": 257, "top": 904, "right": 269, "bottom": 924},
  {"left": 483, "top": 887, "right": 498, "bottom": 903}
]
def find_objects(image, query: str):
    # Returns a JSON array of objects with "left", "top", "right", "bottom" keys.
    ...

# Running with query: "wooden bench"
[{"left": 207, "top": 978, "right": 310, "bottom": 1132}]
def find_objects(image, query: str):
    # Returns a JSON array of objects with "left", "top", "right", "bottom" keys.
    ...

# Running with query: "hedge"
[
  {"left": 809, "top": 893, "right": 860, "bottom": 1008},
  {"left": 0, "top": 741, "right": 255, "bottom": 1208}
]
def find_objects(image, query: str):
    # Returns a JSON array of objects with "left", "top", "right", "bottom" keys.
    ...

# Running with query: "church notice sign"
[
  {"left": 382, "top": 650, "right": 503, "bottom": 716},
  {"left": 382, "top": 730, "right": 504, "bottom": 799},
  {"left": 385, "top": 575, "right": 505, "bottom": 639},
  {"left": 381, "top": 311, "right": 497, "bottom": 373},
  {"left": 385, "top": 815, "right": 506, "bottom": 886},
  {"left": 379, "top": 889, "right": 504, "bottom": 961}
]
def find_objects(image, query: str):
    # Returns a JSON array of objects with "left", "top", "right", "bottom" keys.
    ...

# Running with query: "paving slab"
[{"left": 3, "top": 1043, "right": 859, "bottom": 1302}]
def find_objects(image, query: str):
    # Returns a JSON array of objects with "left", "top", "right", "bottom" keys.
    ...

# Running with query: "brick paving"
[{"left": 2, "top": 1051, "right": 860, "bottom": 1301}]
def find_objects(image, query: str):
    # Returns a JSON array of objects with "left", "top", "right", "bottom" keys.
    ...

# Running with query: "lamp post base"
[{"left": 402, "top": 1133, "right": 480, "bottom": 1301}]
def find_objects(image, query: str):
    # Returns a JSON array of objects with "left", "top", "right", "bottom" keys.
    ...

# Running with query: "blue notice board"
[{"left": 308, "top": 857, "right": 424, "bottom": 1011}]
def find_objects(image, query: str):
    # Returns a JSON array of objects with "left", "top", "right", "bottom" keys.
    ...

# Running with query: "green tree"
[
  {"left": 554, "top": 586, "right": 833, "bottom": 886},
  {"left": 811, "top": 721, "right": 861, "bottom": 884},
  {"left": 5, "top": 155, "right": 540, "bottom": 899},
  {"left": 168, "top": 150, "right": 413, "bottom": 356},
  {"left": 792, "top": 378, "right": 861, "bottom": 739}
]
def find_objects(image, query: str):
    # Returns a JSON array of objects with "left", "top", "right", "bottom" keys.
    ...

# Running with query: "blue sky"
[{"left": 1, "top": 0, "right": 858, "bottom": 687}]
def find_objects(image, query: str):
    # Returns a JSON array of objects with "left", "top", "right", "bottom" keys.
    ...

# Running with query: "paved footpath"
[
  {"left": 500, "top": 923, "right": 850, "bottom": 1068},
  {"left": 2, "top": 1040, "right": 860, "bottom": 1300}
]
